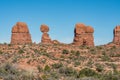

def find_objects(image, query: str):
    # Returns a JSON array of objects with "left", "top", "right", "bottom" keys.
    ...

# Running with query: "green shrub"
[
  {"left": 96, "top": 64, "right": 104, "bottom": 72},
  {"left": 90, "top": 48, "right": 96, "bottom": 54},
  {"left": 34, "top": 49, "right": 39, "bottom": 53},
  {"left": 41, "top": 74, "right": 50, "bottom": 80},
  {"left": 74, "top": 61, "right": 81, "bottom": 67},
  {"left": 102, "top": 51, "right": 106, "bottom": 56},
  {"left": 86, "top": 59, "right": 94, "bottom": 67},
  {"left": 12, "top": 56, "right": 18, "bottom": 63},
  {"left": 0, "top": 63, "right": 40, "bottom": 80},
  {"left": 62, "top": 49, "right": 69, "bottom": 54},
  {"left": 0, "top": 63, "right": 19, "bottom": 79},
  {"left": 8, "top": 44, "right": 11, "bottom": 47},
  {"left": 101, "top": 55, "right": 110, "bottom": 61},
  {"left": 37, "top": 65, "right": 43, "bottom": 72},
  {"left": 71, "top": 50, "right": 76, "bottom": 54},
  {"left": 52, "top": 63, "right": 63, "bottom": 69},
  {"left": 44, "top": 65, "right": 51, "bottom": 72},
  {"left": 18, "top": 49, "right": 24, "bottom": 54},
  {"left": 59, "top": 67, "right": 76, "bottom": 76},
  {"left": 102, "top": 72, "right": 120, "bottom": 80},
  {"left": 77, "top": 68, "right": 98, "bottom": 78},
  {"left": 75, "top": 51, "right": 80, "bottom": 56},
  {"left": 50, "top": 72, "right": 59, "bottom": 79},
  {"left": 108, "top": 63, "right": 117, "bottom": 71},
  {"left": 96, "top": 46, "right": 103, "bottom": 50},
  {"left": 0, "top": 50, "right": 3, "bottom": 54},
  {"left": 0, "top": 63, "right": 19, "bottom": 75}
]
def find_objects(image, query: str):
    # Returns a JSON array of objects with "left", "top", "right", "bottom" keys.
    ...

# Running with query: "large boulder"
[
  {"left": 73, "top": 23, "right": 94, "bottom": 46},
  {"left": 113, "top": 25, "right": 120, "bottom": 45},
  {"left": 40, "top": 24, "right": 49, "bottom": 33},
  {"left": 11, "top": 22, "right": 32, "bottom": 45}
]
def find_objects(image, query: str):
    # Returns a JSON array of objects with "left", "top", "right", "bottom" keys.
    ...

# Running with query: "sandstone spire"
[
  {"left": 11, "top": 22, "right": 32, "bottom": 45},
  {"left": 113, "top": 25, "right": 120, "bottom": 45},
  {"left": 73, "top": 23, "right": 94, "bottom": 46}
]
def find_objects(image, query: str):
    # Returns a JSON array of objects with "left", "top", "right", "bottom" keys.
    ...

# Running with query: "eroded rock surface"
[
  {"left": 11, "top": 22, "right": 32, "bottom": 45},
  {"left": 113, "top": 25, "right": 120, "bottom": 45},
  {"left": 73, "top": 23, "right": 94, "bottom": 46},
  {"left": 40, "top": 24, "right": 51, "bottom": 44}
]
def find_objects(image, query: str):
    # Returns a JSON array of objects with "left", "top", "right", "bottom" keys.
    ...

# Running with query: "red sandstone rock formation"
[
  {"left": 52, "top": 40, "right": 60, "bottom": 44},
  {"left": 40, "top": 24, "right": 51, "bottom": 44},
  {"left": 40, "top": 24, "right": 49, "bottom": 33},
  {"left": 11, "top": 22, "right": 32, "bottom": 45},
  {"left": 73, "top": 23, "right": 94, "bottom": 46},
  {"left": 113, "top": 25, "right": 120, "bottom": 45}
]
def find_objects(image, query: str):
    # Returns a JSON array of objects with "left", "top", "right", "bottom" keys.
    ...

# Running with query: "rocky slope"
[{"left": 0, "top": 43, "right": 120, "bottom": 80}]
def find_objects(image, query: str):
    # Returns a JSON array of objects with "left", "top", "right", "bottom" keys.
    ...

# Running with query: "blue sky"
[{"left": 0, "top": 0, "right": 120, "bottom": 45}]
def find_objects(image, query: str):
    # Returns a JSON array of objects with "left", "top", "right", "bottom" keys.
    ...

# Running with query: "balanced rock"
[
  {"left": 40, "top": 24, "right": 49, "bottom": 33},
  {"left": 73, "top": 23, "right": 94, "bottom": 46},
  {"left": 40, "top": 24, "right": 51, "bottom": 44},
  {"left": 113, "top": 25, "right": 120, "bottom": 45},
  {"left": 11, "top": 22, "right": 32, "bottom": 45}
]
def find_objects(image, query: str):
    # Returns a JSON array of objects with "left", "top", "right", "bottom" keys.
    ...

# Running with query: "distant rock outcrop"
[
  {"left": 11, "top": 22, "right": 32, "bottom": 45},
  {"left": 40, "top": 24, "right": 51, "bottom": 44},
  {"left": 73, "top": 23, "right": 94, "bottom": 46},
  {"left": 52, "top": 40, "right": 60, "bottom": 44},
  {"left": 113, "top": 25, "right": 120, "bottom": 45}
]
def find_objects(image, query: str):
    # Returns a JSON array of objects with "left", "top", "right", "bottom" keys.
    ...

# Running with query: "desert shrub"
[
  {"left": 0, "top": 63, "right": 19, "bottom": 80},
  {"left": 60, "top": 55, "right": 65, "bottom": 60},
  {"left": 109, "top": 52, "right": 115, "bottom": 57},
  {"left": 102, "top": 51, "right": 106, "bottom": 56},
  {"left": 0, "top": 63, "right": 19, "bottom": 75},
  {"left": 101, "top": 55, "right": 110, "bottom": 61},
  {"left": 90, "top": 48, "right": 96, "bottom": 54},
  {"left": 37, "top": 65, "right": 43, "bottom": 73},
  {"left": 75, "top": 51, "right": 80, "bottom": 56},
  {"left": 77, "top": 68, "right": 98, "bottom": 78},
  {"left": 101, "top": 72, "right": 120, "bottom": 80},
  {"left": 52, "top": 63, "right": 63, "bottom": 69},
  {"left": 79, "top": 56, "right": 86, "bottom": 61},
  {"left": 12, "top": 56, "right": 18, "bottom": 63},
  {"left": 96, "top": 46, "right": 103, "bottom": 50},
  {"left": 59, "top": 67, "right": 76, "bottom": 76},
  {"left": 34, "top": 49, "right": 39, "bottom": 53},
  {"left": 107, "top": 63, "right": 117, "bottom": 71},
  {"left": 41, "top": 74, "right": 50, "bottom": 80},
  {"left": 27, "top": 59, "right": 31, "bottom": 64},
  {"left": 8, "top": 44, "right": 11, "bottom": 47},
  {"left": 114, "top": 54, "right": 120, "bottom": 57},
  {"left": 44, "top": 65, "right": 51, "bottom": 72},
  {"left": 95, "top": 64, "right": 104, "bottom": 72},
  {"left": 86, "top": 59, "right": 94, "bottom": 68},
  {"left": 50, "top": 72, "right": 59, "bottom": 79},
  {"left": 71, "top": 50, "right": 76, "bottom": 54},
  {"left": 42, "top": 74, "right": 59, "bottom": 80},
  {"left": 41, "top": 59, "right": 46, "bottom": 64},
  {"left": 4, "top": 43, "right": 7, "bottom": 45},
  {"left": 17, "top": 72, "right": 35, "bottom": 80},
  {"left": 0, "top": 50, "right": 3, "bottom": 54},
  {"left": 111, "top": 64, "right": 117, "bottom": 71},
  {"left": 111, "top": 46, "right": 116, "bottom": 50},
  {"left": 79, "top": 45, "right": 89, "bottom": 49},
  {"left": 18, "top": 49, "right": 24, "bottom": 54},
  {"left": 68, "top": 56, "right": 73, "bottom": 59},
  {"left": 62, "top": 49, "right": 69, "bottom": 54},
  {"left": 0, "top": 63, "right": 40, "bottom": 80},
  {"left": 74, "top": 61, "right": 81, "bottom": 67}
]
